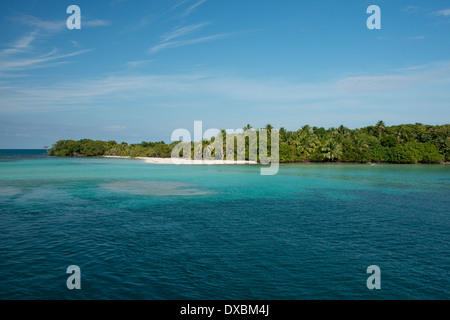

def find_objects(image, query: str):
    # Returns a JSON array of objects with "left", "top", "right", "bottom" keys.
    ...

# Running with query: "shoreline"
[
  {"left": 103, "top": 156, "right": 258, "bottom": 165},
  {"left": 101, "top": 156, "right": 450, "bottom": 165}
]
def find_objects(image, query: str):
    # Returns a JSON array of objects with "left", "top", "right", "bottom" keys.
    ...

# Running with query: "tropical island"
[{"left": 48, "top": 122, "right": 449, "bottom": 164}]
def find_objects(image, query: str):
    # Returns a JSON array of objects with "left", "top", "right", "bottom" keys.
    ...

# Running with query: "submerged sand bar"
[{"left": 103, "top": 156, "right": 257, "bottom": 165}]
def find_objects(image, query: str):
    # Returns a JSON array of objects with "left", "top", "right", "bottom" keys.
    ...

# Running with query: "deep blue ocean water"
[{"left": 0, "top": 149, "right": 449, "bottom": 299}]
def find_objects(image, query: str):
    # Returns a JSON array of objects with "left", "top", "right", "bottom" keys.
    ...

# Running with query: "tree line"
[{"left": 49, "top": 122, "right": 449, "bottom": 164}]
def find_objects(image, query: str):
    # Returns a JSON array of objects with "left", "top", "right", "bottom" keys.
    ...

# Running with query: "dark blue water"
[
  {"left": 0, "top": 150, "right": 449, "bottom": 299},
  {"left": 0, "top": 149, "right": 48, "bottom": 161}
]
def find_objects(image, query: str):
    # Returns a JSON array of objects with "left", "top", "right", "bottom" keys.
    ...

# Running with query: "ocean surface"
[{"left": 0, "top": 149, "right": 449, "bottom": 300}]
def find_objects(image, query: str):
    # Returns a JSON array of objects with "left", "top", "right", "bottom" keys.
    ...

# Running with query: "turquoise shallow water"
[{"left": 0, "top": 150, "right": 449, "bottom": 299}]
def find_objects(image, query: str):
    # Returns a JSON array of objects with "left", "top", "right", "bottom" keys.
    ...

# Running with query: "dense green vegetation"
[
  {"left": 50, "top": 139, "right": 175, "bottom": 158},
  {"left": 49, "top": 122, "right": 450, "bottom": 163},
  {"left": 276, "top": 122, "right": 448, "bottom": 163}
]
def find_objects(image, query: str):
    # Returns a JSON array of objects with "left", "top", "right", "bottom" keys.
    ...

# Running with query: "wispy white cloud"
[
  {"left": 148, "top": 16, "right": 242, "bottom": 54},
  {"left": 183, "top": 0, "right": 207, "bottom": 17},
  {"left": 397, "top": 65, "right": 426, "bottom": 72},
  {"left": 83, "top": 19, "right": 111, "bottom": 27},
  {"left": 160, "top": 21, "right": 211, "bottom": 42},
  {"left": 0, "top": 13, "right": 103, "bottom": 75},
  {"left": 336, "top": 74, "right": 421, "bottom": 92},
  {"left": 408, "top": 35, "right": 426, "bottom": 40},
  {"left": 336, "top": 63, "right": 450, "bottom": 93},
  {"left": 403, "top": 6, "right": 420, "bottom": 14},
  {"left": 170, "top": 0, "right": 191, "bottom": 11},
  {"left": 125, "top": 60, "right": 153, "bottom": 68},
  {"left": 2, "top": 61, "right": 450, "bottom": 115},
  {"left": 121, "top": 0, "right": 202, "bottom": 32},
  {"left": 0, "top": 31, "right": 37, "bottom": 55},
  {"left": 434, "top": 9, "right": 450, "bottom": 16},
  {"left": 0, "top": 48, "right": 92, "bottom": 72},
  {"left": 11, "top": 14, "right": 65, "bottom": 32},
  {"left": 149, "top": 32, "right": 233, "bottom": 54},
  {"left": 103, "top": 125, "right": 127, "bottom": 132},
  {"left": 146, "top": 0, "right": 247, "bottom": 54},
  {"left": 10, "top": 32, "right": 36, "bottom": 49},
  {"left": 11, "top": 14, "right": 111, "bottom": 32}
]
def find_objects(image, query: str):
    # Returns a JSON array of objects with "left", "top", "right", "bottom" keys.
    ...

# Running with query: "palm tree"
[
  {"left": 300, "top": 125, "right": 311, "bottom": 133},
  {"left": 354, "top": 135, "right": 369, "bottom": 152},
  {"left": 337, "top": 125, "right": 349, "bottom": 138},
  {"left": 397, "top": 128, "right": 409, "bottom": 144},
  {"left": 279, "top": 127, "right": 287, "bottom": 141},
  {"left": 376, "top": 121, "right": 385, "bottom": 140},
  {"left": 243, "top": 124, "right": 253, "bottom": 131},
  {"left": 295, "top": 131, "right": 319, "bottom": 159},
  {"left": 322, "top": 140, "right": 342, "bottom": 162}
]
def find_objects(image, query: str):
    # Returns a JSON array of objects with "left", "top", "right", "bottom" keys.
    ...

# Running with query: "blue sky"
[{"left": 0, "top": 0, "right": 449, "bottom": 148}]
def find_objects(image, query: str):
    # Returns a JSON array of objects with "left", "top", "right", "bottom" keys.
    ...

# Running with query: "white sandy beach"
[{"left": 103, "top": 156, "right": 257, "bottom": 165}]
